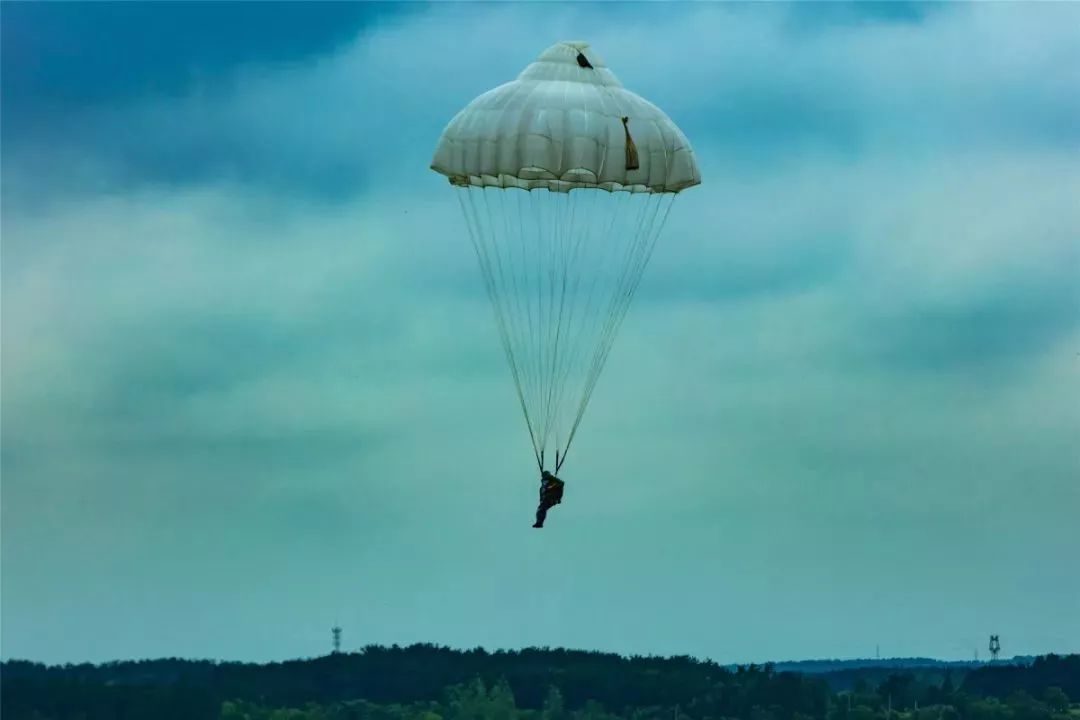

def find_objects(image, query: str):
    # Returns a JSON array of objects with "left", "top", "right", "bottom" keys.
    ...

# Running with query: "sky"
[{"left": 2, "top": 1, "right": 1079, "bottom": 666}]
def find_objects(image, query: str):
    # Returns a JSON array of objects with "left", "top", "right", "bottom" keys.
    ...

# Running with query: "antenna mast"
[
  {"left": 989, "top": 635, "right": 1000, "bottom": 663},
  {"left": 332, "top": 624, "right": 342, "bottom": 654}
]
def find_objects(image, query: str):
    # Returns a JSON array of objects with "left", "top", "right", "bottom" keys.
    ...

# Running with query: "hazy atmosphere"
[{"left": 2, "top": 2, "right": 1078, "bottom": 666}]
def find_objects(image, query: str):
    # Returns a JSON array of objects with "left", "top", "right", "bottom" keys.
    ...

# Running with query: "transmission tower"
[
  {"left": 989, "top": 635, "right": 1000, "bottom": 662},
  {"left": 332, "top": 625, "right": 342, "bottom": 654}
]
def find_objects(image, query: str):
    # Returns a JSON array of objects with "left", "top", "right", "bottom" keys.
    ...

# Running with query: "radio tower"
[
  {"left": 332, "top": 624, "right": 342, "bottom": 654},
  {"left": 989, "top": 635, "right": 1001, "bottom": 663}
]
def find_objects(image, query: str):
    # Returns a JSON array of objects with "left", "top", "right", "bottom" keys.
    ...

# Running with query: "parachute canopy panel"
[{"left": 430, "top": 41, "right": 701, "bottom": 194}]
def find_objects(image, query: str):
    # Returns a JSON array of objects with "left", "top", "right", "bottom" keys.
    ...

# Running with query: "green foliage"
[
  {"left": 1, "top": 651, "right": 1075, "bottom": 720},
  {"left": 542, "top": 687, "right": 567, "bottom": 720},
  {"left": 962, "top": 656, "right": 1080, "bottom": 702},
  {"left": 966, "top": 697, "right": 1015, "bottom": 720},
  {"left": 1040, "top": 688, "right": 1068, "bottom": 714}
]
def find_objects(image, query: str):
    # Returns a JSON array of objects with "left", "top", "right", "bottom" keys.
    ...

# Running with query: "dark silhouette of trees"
[
  {"left": 960, "top": 655, "right": 1079, "bottom": 701},
  {"left": 2, "top": 647, "right": 1075, "bottom": 720}
]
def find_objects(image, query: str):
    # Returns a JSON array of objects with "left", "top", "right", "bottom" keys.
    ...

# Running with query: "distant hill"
[
  {"left": 760, "top": 656, "right": 1036, "bottom": 673},
  {"left": 744, "top": 656, "right": 1038, "bottom": 691}
]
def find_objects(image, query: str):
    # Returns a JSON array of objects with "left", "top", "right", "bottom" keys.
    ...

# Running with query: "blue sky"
[{"left": 2, "top": 2, "right": 1078, "bottom": 665}]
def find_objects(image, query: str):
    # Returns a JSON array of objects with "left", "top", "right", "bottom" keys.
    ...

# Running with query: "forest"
[{"left": 1, "top": 645, "right": 1076, "bottom": 720}]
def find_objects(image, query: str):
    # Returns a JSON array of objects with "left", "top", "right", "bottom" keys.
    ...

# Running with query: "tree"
[
  {"left": 1005, "top": 690, "right": 1054, "bottom": 720},
  {"left": 543, "top": 687, "right": 567, "bottom": 720},
  {"left": 488, "top": 679, "right": 519, "bottom": 720},
  {"left": 1041, "top": 687, "right": 1068, "bottom": 713},
  {"left": 967, "top": 697, "right": 1014, "bottom": 720},
  {"left": 447, "top": 679, "right": 491, "bottom": 720},
  {"left": 942, "top": 670, "right": 955, "bottom": 696},
  {"left": 877, "top": 673, "right": 917, "bottom": 711}
]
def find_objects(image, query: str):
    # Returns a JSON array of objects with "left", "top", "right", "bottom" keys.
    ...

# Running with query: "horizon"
[
  {"left": 0, "top": 627, "right": 1062, "bottom": 669},
  {"left": 0, "top": 638, "right": 1051, "bottom": 669},
  {"left": 2, "top": 2, "right": 1078, "bottom": 666}
]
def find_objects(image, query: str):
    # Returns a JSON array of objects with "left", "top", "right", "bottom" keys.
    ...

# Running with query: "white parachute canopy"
[{"left": 431, "top": 40, "right": 701, "bottom": 473}]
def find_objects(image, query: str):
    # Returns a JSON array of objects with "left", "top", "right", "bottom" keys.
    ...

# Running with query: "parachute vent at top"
[{"left": 430, "top": 41, "right": 700, "bottom": 194}]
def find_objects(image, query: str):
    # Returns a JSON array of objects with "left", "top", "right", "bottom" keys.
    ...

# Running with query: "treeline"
[
  {"left": 767, "top": 659, "right": 1036, "bottom": 675},
  {"left": 0, "top": 645, "right": 1075, "bottom": 720}
]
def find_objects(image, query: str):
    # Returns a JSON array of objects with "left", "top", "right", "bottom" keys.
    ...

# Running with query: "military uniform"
[{"left": 533, "top": 471, "right": 565, "bottom": 528}]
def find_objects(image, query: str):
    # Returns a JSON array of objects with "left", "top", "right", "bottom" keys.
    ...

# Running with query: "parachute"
[{"left": 430, "top": 41, "right": 701, "bottom": 474}]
